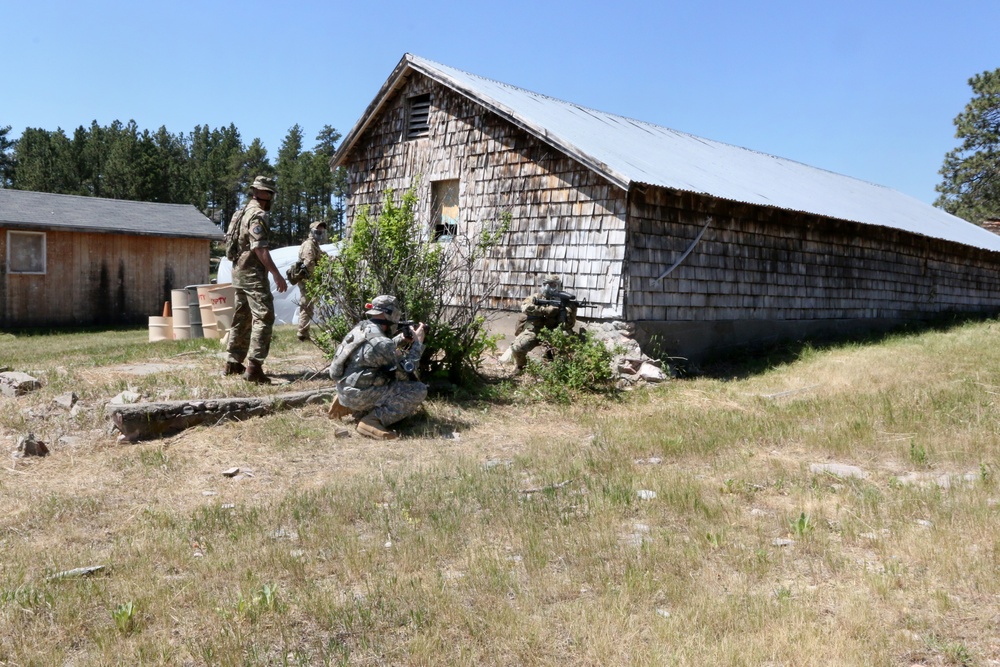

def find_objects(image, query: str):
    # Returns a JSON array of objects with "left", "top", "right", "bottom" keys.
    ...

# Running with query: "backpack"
[
  {"left": 285, "top": 260, "right": 307, "bottom": 286},
  {"left": 224, "top": 206, "right": 247, "bottom": 263},
  {"left": 328, "top": 323, "right": 381, "bottom": 381}
]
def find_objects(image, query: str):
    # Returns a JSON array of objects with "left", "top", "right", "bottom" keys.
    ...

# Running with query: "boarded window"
[
  {"left": 7, "top": 231, "right": 46, "bottom": 274},
  {"left": 407, "top": 94, "right": 431, "bottom": 140},
  {"left": 431, "top": 179, "right": 459, "bottom": 242}
]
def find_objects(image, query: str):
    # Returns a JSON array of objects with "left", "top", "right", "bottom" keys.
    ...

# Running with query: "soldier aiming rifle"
[
  {"left": 531, "top": 289, "right": 589, "bottom": 324},
  {"left": 327, "top": 296, "right": 427, "bottom": 439},
  {"left": 505, "top": 274, "right": 585, "bottom": 372}
]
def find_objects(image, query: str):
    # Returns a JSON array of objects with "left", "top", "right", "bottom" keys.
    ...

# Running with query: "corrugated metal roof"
[
  {"left": 377, "top": 54, "right": 1000, "bottom": 254},
  {"left": 0, "top": 189, "right": 222, "bottom": 240}
]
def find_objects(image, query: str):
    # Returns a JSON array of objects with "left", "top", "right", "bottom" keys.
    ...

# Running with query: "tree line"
[
  {"left": 2, "top": 66, "right": 997, "bottom": 240},
  {"left": 0, "top": 121, "right": 347, "bottom": 247}
]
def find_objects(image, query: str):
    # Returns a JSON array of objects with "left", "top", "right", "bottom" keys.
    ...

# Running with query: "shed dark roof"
[{"left": 0, "top": 189, "right": 222, "bottom": 240}]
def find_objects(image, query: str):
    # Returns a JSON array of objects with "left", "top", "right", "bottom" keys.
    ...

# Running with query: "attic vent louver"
[{"left": 406, "top": 94, "right": 430, "bottom": 140}]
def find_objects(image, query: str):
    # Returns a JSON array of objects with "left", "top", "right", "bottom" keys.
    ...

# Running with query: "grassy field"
[{"left": 2, "top": 319, "right": 1000, "bottom": 666}]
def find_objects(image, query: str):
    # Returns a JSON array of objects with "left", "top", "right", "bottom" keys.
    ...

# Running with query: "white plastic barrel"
[{"left": 148, "top": 316, "right": 173, "bottom": 342}]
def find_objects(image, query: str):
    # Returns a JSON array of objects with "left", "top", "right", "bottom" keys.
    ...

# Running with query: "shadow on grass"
[
  {"left": 400, "top": 407, "right": 478, "bottom": 439},
  {"left": 688, "top": 312, "right": 996, "bottom": 381},
  {"left": 0, "top": 325, "right": 148, "bottom": 337}
]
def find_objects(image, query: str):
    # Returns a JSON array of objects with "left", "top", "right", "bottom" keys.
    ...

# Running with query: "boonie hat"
[
  {"left": 365, "top": 295, "right": 401, "bottom": 323},
  {"left": 310, "top": 220, "right": 328, "bottom": 231},
  {"left": 542, "top": 274, "right": 562, "bottom": 286},
  {"left": 251, "top": 175, "right": 277, "bottom": 193}
]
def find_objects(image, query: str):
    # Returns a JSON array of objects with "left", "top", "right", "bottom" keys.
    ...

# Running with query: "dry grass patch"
[{"left": 2, "top": 321, "right": 1000, "bottom": 664}]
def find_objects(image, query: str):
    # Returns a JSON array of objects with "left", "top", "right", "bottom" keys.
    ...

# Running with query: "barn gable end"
[{"left": 339, "top": 70, "right": 628, "bottom": 316}]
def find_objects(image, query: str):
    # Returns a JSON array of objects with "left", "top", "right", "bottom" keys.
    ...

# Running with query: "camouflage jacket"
[
  {"left": 298, "top": 236, "right": 322, "bottom": 278},
  {"left": 515, "top": 291, "right": 577, "bottom": 334},
  {"left": 234, "top": 199, "right": 272, "bottom": 274},
  {"left": 337, "top": 320, "right": 425, "bottom": 390}
]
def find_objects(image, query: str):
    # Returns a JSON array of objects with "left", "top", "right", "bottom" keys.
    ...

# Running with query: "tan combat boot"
[
  {"left": 243, "top": 359, "right": 272, "bottom": 385},
  {"left": 223, "top": 361, "right": 246, "bottom": 376},
  {"left": 356, "top": 413, "right": 397, "bottom": 440},
  {"left": 328, "top": 395, "right": 352, "bottom": 420}
]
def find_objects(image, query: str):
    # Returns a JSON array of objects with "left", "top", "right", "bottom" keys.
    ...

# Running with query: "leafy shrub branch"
[
  {"left": 522, "top": 327, "right": 620, "bottom": 403},
  {"left": 305, "top": 183, "right": 510, "bottom": 387}
]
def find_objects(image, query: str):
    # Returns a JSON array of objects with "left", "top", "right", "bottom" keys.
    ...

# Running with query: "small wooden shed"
[
  {"left": 0, "top": 189, "right": 220, "bottom": 328},
  {"left": 331, "top": 54, "right": 1000, "bottom": 360}
]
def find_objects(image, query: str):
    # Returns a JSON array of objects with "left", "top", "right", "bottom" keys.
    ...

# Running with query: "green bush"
[
  {"left": 305, "top": 183, "right": 509, "bottom": 387},
  {"left": 523, "top": 327, "right": 619, "bottom": 402}
]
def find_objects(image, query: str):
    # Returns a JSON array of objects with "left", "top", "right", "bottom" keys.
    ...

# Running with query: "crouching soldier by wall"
[
  {"left": 328, "top": 295, "right": 427, "bottom": 439},
  {"left": 507, "top": 274, "right": 577, "bottom": 371}
]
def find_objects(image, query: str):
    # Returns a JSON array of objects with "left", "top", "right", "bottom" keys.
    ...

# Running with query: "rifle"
[
  {"left": 532, "top": 290, "right": 590, "bottom": 324},
  {"left": 397, "top": 320, "right": 416, "bottom": 341},
  {"left": 386, "top": 320, "right": 420, "bottom": 381}
]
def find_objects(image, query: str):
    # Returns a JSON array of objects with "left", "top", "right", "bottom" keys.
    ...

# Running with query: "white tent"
[{"left": 217, "top": 242, "right": 339, "bottom": 325}]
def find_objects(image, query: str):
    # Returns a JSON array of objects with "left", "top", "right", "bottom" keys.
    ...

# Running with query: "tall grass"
[{"left": 1, "top": 319, "right": 999, "bottom": 664}]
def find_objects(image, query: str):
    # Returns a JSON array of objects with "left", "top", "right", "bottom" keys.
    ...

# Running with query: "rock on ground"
[{"left": 0, "top": 372, "right": 41, "bottom": 397}]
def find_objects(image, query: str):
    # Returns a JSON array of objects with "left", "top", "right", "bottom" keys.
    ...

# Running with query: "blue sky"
[{"left": 5, "top": 0, "right": 998, "bottom": 205}]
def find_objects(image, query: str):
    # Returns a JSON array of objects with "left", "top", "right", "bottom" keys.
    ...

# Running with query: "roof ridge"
[
  {"left": 408, "top": 54, "right": 890, "bottom": 191},
  {"left": 337, "top": 54, "right": 998, "bottom": 252}
]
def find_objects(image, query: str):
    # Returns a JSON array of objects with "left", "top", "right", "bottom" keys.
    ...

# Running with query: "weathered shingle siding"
[
  {"left": 341, "top": 73, "right": 627, "bottom": 315},
  {"left": 627, "top": 187, "right": 1000, "bottom": 322}
]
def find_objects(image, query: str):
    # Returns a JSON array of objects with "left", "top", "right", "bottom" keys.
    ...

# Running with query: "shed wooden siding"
[
  {"left": 339, "top": 73, "right": 628, "bottom": 314},
  {"left": 0, "top": 229, "right": 210, "bottom": 327},
  {"left": 627, "top": 187, "right": 1000, "bottom": 322}
]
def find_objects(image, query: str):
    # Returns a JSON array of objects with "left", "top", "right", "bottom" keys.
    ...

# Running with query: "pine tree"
[
  {"left": 304, "top": 125, "right": 341, "bottom": 231},
  {"left": 936, "top": 68, "right": 1000, "bottom": 223},
  {"left": 274, "top": 124, "right": 305, "bottom": 246},
  {"left": 13, "top": 128, "right": 76, "bottom": 193},
  {"left": 0, "top": 126, "right": 15, "bottom": 187}
]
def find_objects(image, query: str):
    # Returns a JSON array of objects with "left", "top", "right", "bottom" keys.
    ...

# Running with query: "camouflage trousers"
[
  {"left": 509, "top": 328, "right": 544, "bottom": 369},
  {"left": 227, "top": 268, "right": 275, "bottom": 364},
  {"left": 336, "top": 380, "right": 428, "bottom": 426},
  {"left": 297, "top": 296, "right": 314, "bottom": 338}
]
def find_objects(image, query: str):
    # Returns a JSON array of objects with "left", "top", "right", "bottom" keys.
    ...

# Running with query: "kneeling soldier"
[
  {"left": 508, "top": 274, "right": 577, "bottom": 371},
  {"left": 328, "top": 295, "right": 427, "bottom": 439}
]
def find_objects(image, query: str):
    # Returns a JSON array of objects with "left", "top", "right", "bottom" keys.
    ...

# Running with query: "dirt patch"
[
  {"left": 108, "top": 362, "right": 198, "bottom": 376},
  {"left": 0, "top": 344, "right": 572, "bottom": 531}
]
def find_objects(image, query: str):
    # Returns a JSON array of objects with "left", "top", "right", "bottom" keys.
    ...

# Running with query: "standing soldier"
[
  {"left": 328, "top": 295, "right": 427, "bottom": 440},
  {"left": 223, "top": 175, "right": 288, "bottom": 384},
  {"left": 296, "top": 220, "right": 327, "bottom": 342},
  {"left": 507, "top": 274, "right": 577, "bottom": 372}
]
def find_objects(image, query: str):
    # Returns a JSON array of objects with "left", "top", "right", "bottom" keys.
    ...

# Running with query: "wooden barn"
[
  {"left": 0, "top": 189, "right": 220, "bottom": 328},
  {"left": 331, "top": 53, "right": 1000, "bottom": 360}
]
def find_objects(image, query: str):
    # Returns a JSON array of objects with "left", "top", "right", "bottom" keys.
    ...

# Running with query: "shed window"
[
  {"left": 7, "top": 231, "right": 46, "bottom": 274},
  {"left": 406, "top": 94, "right": 431, "bottom": 140},
  {"left": 431, "top": 179, "right": 459, "bottom": 242}
]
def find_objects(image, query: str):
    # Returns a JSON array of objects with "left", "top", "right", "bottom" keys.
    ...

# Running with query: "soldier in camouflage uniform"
[
  {"left": 329, "top": 295, "right": 427, "bottom": 440},
  {"left": 509, "top": 274, "right": 577, "bottom": 371},
  {"left": 296, "top": 220, "right": 327, "bottom": 342},
  {"left": 224, "top": 175, "right": 288, "bottom": 384}
]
